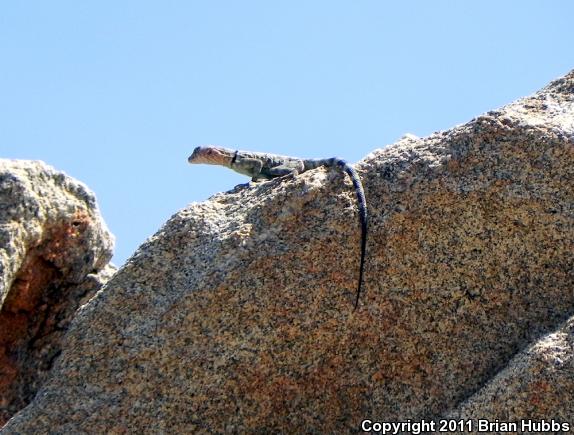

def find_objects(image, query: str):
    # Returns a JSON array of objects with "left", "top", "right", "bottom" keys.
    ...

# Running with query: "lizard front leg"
[{"left": 232, "top": 158, "right": 264, "bottom": 180}]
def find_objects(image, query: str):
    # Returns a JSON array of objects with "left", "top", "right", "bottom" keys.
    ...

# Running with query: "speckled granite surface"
[
  {"left": 2, "top": 71, "right": 573, "bottom": 433},
  {"left": 447, "top": 315, "right": 574, "bottom": 433}
]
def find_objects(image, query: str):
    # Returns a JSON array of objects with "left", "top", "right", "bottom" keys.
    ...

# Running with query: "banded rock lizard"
[{"left": 188, "top": 146, "right": 367, "bottom": 308}]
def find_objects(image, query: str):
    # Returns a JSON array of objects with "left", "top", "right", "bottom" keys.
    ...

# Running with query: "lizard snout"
[{"left": 188, "top": 146, "right": 202, "bottom": 164}]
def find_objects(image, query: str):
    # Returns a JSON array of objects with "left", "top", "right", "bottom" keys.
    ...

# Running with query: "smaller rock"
[{"left": 0, "top": 160, "right": 115, "bottom": 426}]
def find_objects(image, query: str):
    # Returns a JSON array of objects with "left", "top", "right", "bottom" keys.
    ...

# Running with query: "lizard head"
[{"left": 188, "top": 146, "right": 235, "bottom": 166}]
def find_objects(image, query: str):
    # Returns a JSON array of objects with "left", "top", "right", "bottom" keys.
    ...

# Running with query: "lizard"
[{"left": 188, "top": 145, "right": 368, "bottom": 308}]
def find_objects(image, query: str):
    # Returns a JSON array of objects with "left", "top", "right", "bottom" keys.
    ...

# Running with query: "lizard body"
[{"left": 188, "top": 145, "right": 367, "bottom": 308}]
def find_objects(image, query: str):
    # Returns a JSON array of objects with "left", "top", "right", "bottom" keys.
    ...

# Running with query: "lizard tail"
[
  {"left": 304, "top": 157, "right": 368, "bottom": 308},
  {"left": 334, "top": 160, "right": 368, "bottom": 309}
]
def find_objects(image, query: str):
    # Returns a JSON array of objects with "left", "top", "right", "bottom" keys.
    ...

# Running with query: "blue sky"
[{"left": 1, "top": 1, "right": 573, "bottom": 266}]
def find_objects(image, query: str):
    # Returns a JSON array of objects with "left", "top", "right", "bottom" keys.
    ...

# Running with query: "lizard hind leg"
[{"left": 267, "top": 165, "right": 299, "bottom": 179}]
